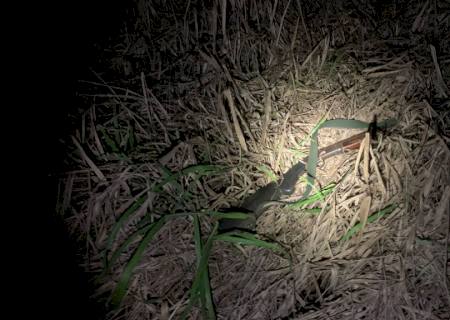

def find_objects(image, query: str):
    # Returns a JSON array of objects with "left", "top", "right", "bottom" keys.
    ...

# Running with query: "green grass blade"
[
  {"left": 257, "top": 165, "right": 277, "bottom": 182},
  {"left": 194, "top": 216, "right": 203, "bottom": 268},
  {"left": 208, "top": 211, "right": 252, "bottom": 220},
  {"left": 154, "top": 165, "right": 184, "bottom": 193},
  {"left": 110, "top": 216, "right": 167, "bottom": 307},
  {"left": 193, "top": 216, "right": 215, "bottom": 319},
  {"left": 98, "top": 223, "right": 153, "bottom": 282},
  {"left": 103, "top": 212, "right": 203, "bottom": 286},
  {"left": 320, "top": 119, "right": 369, "bottom": 130},
  {"left": 126, "top": 123, "right": 136, "bottom": 152},
  {"left": 295, "top": 116, "right": 327, "bottom": 148},
  {"left": 193, "top": 216, "right": 207, "bottom": 319},
  {"left": 289, "top": 149, "right": 307, "bottom": 158},
  {"left": 104, "top": 193, "right": 148, "bottom": 268},
  {"left": 339, "top": 204, "right": 397, "bottom": 242},
  {"left": 182, "top": 223, "right": 218, "bottom": 320},
  {"left": 214, "top": 232, "right": 284, "bottom": 254},
  {"left": 288, "top": 183, "right": 335, "bottom": 209},
  {"left": 99, "top": 127, "right": 121, "bottom": 153}
]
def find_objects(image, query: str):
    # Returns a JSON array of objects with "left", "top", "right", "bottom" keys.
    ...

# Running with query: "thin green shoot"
[
  {"left": 192, "top": 216, "right": 215, "bottom": 319},
  {"left": 257, "top": 165, "right": 278, "bottom": 182},
  {"left": 110, "top": 216, "right": 167, "bottom": 307},
  {"left": 181, "top": 223, "right": 218, "bottom": 320},
  {"left": 339, "top": 204, "right": 397, "bottom": 242},
  {"left": 288, "top": 183, "right": 335, "bottom": 209},
  {"left": 99, "top": 127, "right": 121, "bottom": 153},
  {"left": 214, "top": 231, "right": 286, "bottom": 256},
  {"left": 104, "top": 193, "right": 148, "bottom": 269}
]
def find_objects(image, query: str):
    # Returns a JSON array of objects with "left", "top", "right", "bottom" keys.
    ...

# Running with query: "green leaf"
[
  {"left": 104, "top": 193, "right": 148, "bottom": 268},
  {"left": 288, "top": 183, "right": 335, "bottom": 209},
  {"left": 257, "top": 165, "right": 277, "bottom": 182},
  {"left": 110, "top": 217, "right": 167, "bottom": 307},
  {"left": 192, "top": 216, "right": 215, "bottom": 319},
  {"left": 99, "top": 127, "right": 121, "bottom": 153},
  {"left": 98, "top": 223, "right": 153, "bottom": 281},
  {"left": 214, "top": 232, "right": 285, "bottom": 254},
  {"left": 209, "top": 211, "right": 252, "bottom": 220},
  {"left": 339, "top": 204, "right": 397, "bottom": 242},
  {"left": 182, "top": 223, "right": 218, "bottom": 320}
]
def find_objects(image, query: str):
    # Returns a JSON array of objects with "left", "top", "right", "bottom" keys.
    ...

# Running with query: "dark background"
[{"left": 20, "top": 1, "right": 131, "bottom": 318}]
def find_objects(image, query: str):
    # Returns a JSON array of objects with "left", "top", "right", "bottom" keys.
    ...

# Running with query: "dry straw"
[{"left": 58, "top": 0, "right": 450, "bottom": 319}]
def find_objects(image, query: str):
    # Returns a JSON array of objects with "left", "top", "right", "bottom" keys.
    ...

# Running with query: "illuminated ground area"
[{"left": 53, "top": 1, "right": 449, "bottom": 319}]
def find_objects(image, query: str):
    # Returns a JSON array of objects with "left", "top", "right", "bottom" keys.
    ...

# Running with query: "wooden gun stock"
[
  {"left": 318, "top": 131, "right": 367, "bottom": 160},
  {"left": 279, "top": 131, "right": 368, "bottom": 195}
]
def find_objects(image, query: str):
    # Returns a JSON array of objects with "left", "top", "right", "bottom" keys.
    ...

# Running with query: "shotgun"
[
  {"left": 218, "top": 130, "right": 372, "bottom": 232},
  {"left": 279, "top": 130, "right": 368, "bottom": 195}
]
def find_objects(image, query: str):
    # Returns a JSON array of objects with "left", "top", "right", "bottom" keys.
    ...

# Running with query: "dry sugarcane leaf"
[
  {"left": 71, "top": 135, "right": 106, "bottom": 181},
  {"left": 363, "top": 132, "right": 370, "bottom": 182},
  {"left": 356, "top": 195, "right": 372, "bottom": 243},
  {"left": 217, "top": 92, "right": 235, "bottom": 143},
  {"left": 369, "top": 146, "right": 386, "bottom": 197},
  {"left": 223, "top": 89, "right": 248, "bottom": 152},
  {"left": 262, "top": 89, "right": 272, "bottom": 144},
  {"left": 274, "top": 111, "right": 290, "bottom": 173}
]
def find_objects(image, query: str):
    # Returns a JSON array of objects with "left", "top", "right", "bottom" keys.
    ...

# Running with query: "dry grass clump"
[{"left": 57, "top": 0, "right": 449, "bottom": 319}]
